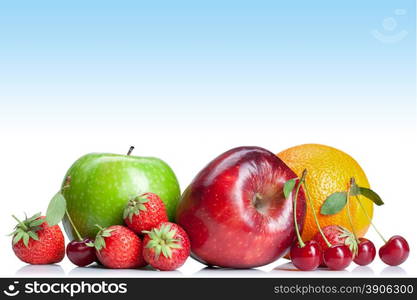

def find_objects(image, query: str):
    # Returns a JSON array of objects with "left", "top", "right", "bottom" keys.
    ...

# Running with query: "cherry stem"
[
  {"left": 302, "top": 169, "right": 332, "bottom": 248},
  {"left": 355, "top": 195, "right": 387, "bottom": 243},
  {"left": 346, "top": 180, "right": 359, "bottom": 243},
  {"left": 65, "top": 210, "right": 83, "bottom": 241},
  {"left": 127, "top": 146, "right": 134, "bottom": 156},
  {"left": 293, "top": 172, "right": 306, "bottom": 248},
  {"left": 12, "top": 215, "right": 28, "bottom": 231},
  {"left": 61, "top": 178, "right": 83, "bottom": 241}
]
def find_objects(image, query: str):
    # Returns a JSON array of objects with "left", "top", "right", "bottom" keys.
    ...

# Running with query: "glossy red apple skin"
[{"left": 176, "top": 146, "right": 306, "bottom": 268}]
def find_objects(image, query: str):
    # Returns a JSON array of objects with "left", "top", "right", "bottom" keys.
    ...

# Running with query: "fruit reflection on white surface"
[
  {"left": 194, "top": 267, "right": 265, "bottom": 277},
  {"left": 271, "top": 262, "right": 351, "bottom": 276},
  {"left": 16, "top": 264, "right": 65, "bottom": 276},
  {"left": 351, "top": 266, "right": 375, "bottom": 275},
  {"left": 68, "top": 265, "right": 184, "bottom": 277},
  {"left": 10, "top": 255, "right": 411, "bottom": 278},
  {"left": 380, "top": 266, "right": 407, "bottom": 276}
]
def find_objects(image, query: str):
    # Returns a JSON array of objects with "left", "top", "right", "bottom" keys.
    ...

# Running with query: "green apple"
[{"left": 61, "top": 149, "right": 180, "bottom": 239}]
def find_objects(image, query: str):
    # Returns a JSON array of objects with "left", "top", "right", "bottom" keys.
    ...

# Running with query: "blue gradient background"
[{"left": 1, "top": 0, "right": 415, "bottom": 128}]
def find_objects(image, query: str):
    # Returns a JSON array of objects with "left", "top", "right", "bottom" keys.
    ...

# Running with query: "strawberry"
[
  {"left": 313, "top": 225, "right": 357, "bottom": 265},
  {"left": 92, "top": 225, "right": 146, "bottom": 269},
  {"left": 123, "top": 192, "right": 168, "bottom": 234},
  {"left": 143, "top": 222, "right": 190, "bottom": 271},
  {"left": 11, "top": 213, "right": 65, "bottom": 264}
]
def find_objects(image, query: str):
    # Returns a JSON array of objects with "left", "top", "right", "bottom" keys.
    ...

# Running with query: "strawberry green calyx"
[
  {"left": 92, "top": 225, "right": 114, "bottom": 251},
  {"left": 11, "top": 213, "right": 45, "bottom": 248},
  {"left": 338, "top": 225, "right": 358, "bottom": 256},
  {"left": 123, "top": 195, "right": 150, "bottom": 222},
  {"left": 143, "top": 224, "right": 182, "bottom": 259}
]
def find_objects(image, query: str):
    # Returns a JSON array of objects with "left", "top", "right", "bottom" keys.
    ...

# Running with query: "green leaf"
[
  {"left": 283, "top": 178, "right": 296, "bottom": 200},
  {"left": 22, "top": 232, "right": 30, "bottom": 247},
  {"left": 149, "top": 231, "right": 157, "bottom": 240},
  {"left": 146, "top": 240, "right": 158, "bottom": 248},
  {"left": 338, "top": 226, "right": 358, "bottom": 256},
  {"left": 27, "top": 212, "right": 41, "bottom": 223},
  {"left": 358, "top": 187, "right": 384, "bottom": 206},
  {"left": 138, "top": 196, "right": 150, "bottom": 204},
  {"left": 101, "top": 229, "right": 113, "bottom": 237},
  {"left": 122, "top": 209, "right": 129, "bottom": 220},
  {"left": 155, "top": 245, "right": 162, "bottom": 258},
  {"left": 161, "top": 246, "right": 168, "bottom": 258},
  {"left": 161, "top": 224, "right": 170, "bottom": 235},
  {"left": 95, "top": 236, "right": 105, "bottom": 251},
  {"left": 30, "top": 218, "right": 45, "bottom": 227},
  {"left": 164, "top": 246, "right": 172, "bottom": 259},
  {"left": 166, "top": 229, "right": 176, "bottom": 240},
  {"left": 320, "top": 192, "right": 347, "bottom": 215},
  {"left": 12, "top": 231, "right": 24, "bottom": 245},
  {"left": 168, "top": 241, "right": 180, "bottom": 247},
  {"left": 27, "top": 231, "right": 39, "bottom": 241},
  {"left": 46, "top": 192, "right": 67, "bottom": 226},
  {"left": 169, "top": 243, "right": 182, "bottom": 249}
]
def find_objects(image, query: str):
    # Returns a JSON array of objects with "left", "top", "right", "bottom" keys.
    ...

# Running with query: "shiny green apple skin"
[{"left": 62, "top": 153, "right": 180, "bottom": 239}]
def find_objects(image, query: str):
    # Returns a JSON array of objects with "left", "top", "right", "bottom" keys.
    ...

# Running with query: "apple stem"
[
  {"left": 12, "top": 215, "right": 28, "bottom": 231},
  {"left": 127, "top": 146, "right": 135, "bottom": 156},
  {"left": 302, "top": 170, "right": 332, "bottom": 248},
  {"left": 293, "top": 171, "right": 306, "bottom": 247},
  {"left": 63, "top": 176, "right": 71, "bottom": 189},
  {"left": 346, "top": 179, "right": 360, "bottom": 243},
  {"left": 355, "top": 195, "right": 387, "bottom": 243}
]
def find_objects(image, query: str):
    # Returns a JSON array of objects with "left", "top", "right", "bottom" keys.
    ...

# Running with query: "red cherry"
[
  {"left": 66, "top": 238, "right": 96, "bottom": 267},
  {"left": 323, "top": 244, "right": 352, "bottom": 270},
  {"left": 354, "top": 238, "right": 376, "bottom": 266},
  {"left": 290, "top": 240, "right": 321, "bottom": 271},
  {"left": 379, "top": 235, "right": 409, "bottom": 266}
]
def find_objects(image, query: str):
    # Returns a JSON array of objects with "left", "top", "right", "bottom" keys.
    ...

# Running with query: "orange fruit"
[{"left": 278, "top": 144, "right": 373, "bottom": 242}]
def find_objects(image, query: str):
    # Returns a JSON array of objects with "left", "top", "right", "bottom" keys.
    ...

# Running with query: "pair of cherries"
[
  {"left": 289, "top": 171, "right": 353, "bottom": 271},
  {"left": 290, "top": 240, "right": 352, "bottom": 271}
]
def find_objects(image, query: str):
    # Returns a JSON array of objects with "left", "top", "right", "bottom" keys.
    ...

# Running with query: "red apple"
[{"left": 176, "top": 146, "right": 306, "bottom": 268}]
